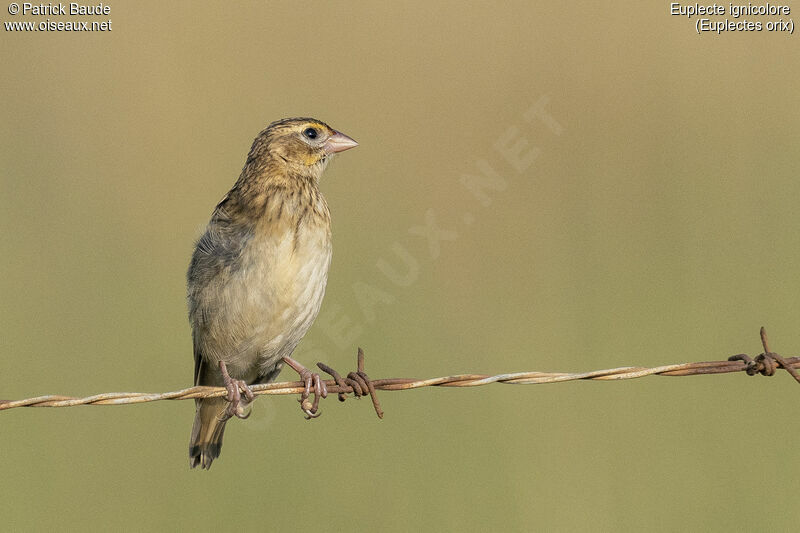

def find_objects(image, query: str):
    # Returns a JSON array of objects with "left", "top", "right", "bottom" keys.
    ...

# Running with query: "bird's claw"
[
  {"left": 219, "top": 361, "right": 254, "bottom": 420},
  {"left": 283, "top": 356, "right": 328, "bottom": 419},
  {"left": 224, "top": 380, "right": 254, "bottom": 420}
]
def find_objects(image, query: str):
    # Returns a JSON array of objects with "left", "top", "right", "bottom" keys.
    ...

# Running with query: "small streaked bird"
[{"left": 187, "top": 118, "right": 358, "bottom": 469}]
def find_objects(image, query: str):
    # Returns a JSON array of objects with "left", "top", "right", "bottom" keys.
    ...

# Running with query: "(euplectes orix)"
[{"left": 186, "top": 118, "right": 358, "bottom": 469}]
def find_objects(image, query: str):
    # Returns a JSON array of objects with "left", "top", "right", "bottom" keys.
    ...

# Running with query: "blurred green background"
[{"left": 2, "top": 1, "right": 799, "bottom": 531}]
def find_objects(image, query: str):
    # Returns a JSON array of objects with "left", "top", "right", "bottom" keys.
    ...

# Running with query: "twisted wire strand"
[{"left": 1, "top": 331, "right": 798, "bottom": 411}]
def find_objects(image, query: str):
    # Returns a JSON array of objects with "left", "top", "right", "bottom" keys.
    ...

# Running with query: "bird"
[{"left": 186, "top": 117, "right": 358, "bottom": 469}]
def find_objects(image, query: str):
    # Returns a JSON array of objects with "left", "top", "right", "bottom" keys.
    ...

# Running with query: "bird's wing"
[{"left": 193, "top": 340, "right": 204, "bottom": 386}]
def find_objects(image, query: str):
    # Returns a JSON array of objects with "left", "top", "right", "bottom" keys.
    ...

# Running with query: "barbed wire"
[{"left": 1, "top": 328, "right": 798, "bottom": 419}]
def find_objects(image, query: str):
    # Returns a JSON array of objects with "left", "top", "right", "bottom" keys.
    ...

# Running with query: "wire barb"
[
  {"left": 317, "top": 348, "right": 383, "bottom": 419},
  {"left": 727, "top": 327, "right": 800, "bottom": 384},
  {"left": 0, "top": 328, "right": 798, "bottom": 413}
]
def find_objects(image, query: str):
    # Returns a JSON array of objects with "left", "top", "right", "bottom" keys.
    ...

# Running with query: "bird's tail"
[{"left": 189, "top": 397, "right": 229, "bottom": 470}]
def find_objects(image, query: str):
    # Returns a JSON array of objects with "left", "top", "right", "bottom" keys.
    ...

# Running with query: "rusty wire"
[{"left": 1, "top": 328, "right": 798, "bottom": 418}]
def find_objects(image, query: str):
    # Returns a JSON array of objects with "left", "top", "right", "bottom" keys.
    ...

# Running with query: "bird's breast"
[{"left": 195, "top": 204, "right": 332, "bottom": 377}]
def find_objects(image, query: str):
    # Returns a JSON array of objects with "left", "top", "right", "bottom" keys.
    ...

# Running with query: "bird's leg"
[
  {"left": 282, "top": 356, "right": 328, "bottom": 419},
  {"left": 219, "top": 361, "right": 254, "bottom": 420}
]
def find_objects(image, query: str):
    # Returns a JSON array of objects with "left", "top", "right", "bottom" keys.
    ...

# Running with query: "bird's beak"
[{"left": 323, "top": 131, "right": 358, "bottom": 154}]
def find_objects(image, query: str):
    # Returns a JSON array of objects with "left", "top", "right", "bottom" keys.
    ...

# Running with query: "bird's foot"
[
  {"left": 282, "top": 356, "right": 328, "bottom": 419},
  {"left": 219, "top": 361, "right": 254, "bottom": 420}
]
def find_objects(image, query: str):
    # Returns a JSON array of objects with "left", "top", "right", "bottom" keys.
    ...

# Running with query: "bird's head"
[{"left": 245, "top": 117, "right": 358, "bottom": 183}]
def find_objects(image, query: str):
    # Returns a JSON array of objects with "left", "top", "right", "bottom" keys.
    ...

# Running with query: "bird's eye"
[{"left": 303, "top": 127, "right": 318, "bottom": 140}]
